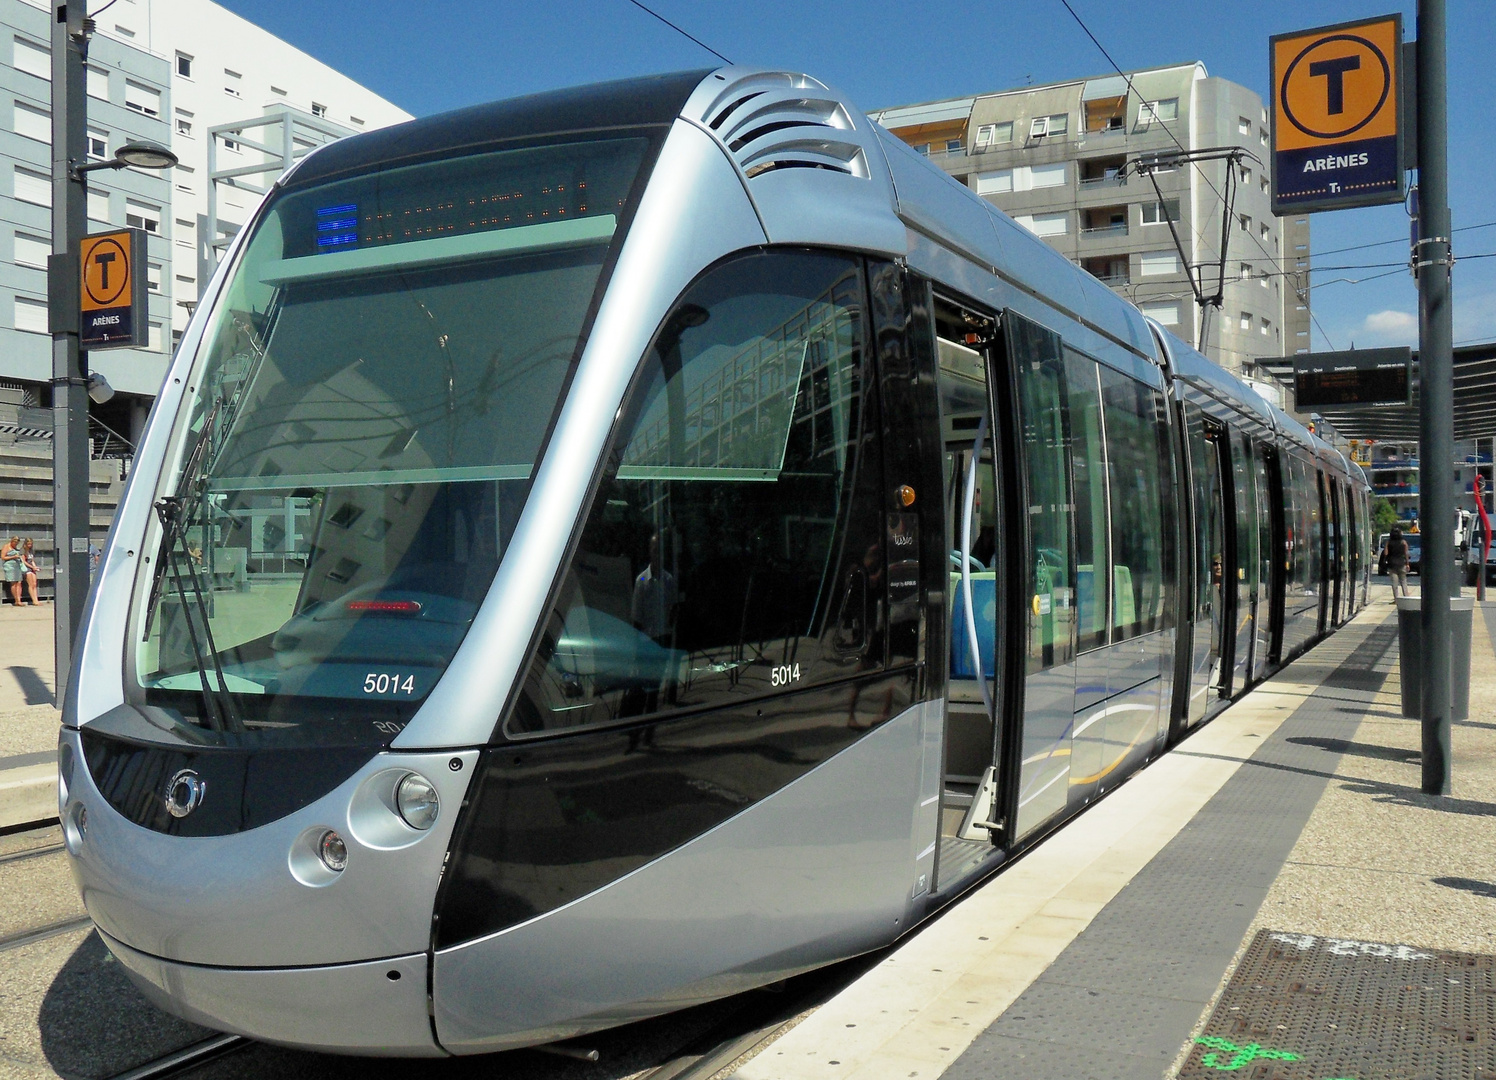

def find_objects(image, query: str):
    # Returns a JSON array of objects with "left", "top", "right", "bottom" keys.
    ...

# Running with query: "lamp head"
[{"left": 114, "top": 140, "right": 177, "bottom": 170}]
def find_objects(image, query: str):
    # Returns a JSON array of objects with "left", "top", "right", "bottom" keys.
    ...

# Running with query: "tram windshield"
[{"left": 131, "top": 136, "right": 650, "bottom": 745}]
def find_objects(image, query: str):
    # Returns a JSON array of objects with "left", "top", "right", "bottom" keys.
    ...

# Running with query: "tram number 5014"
[
  {"left": 363, "top": 672, "right": 416, "bottom": 695},
  {"left": 770, "top": 663, "right": 801, "bottom": 688}
]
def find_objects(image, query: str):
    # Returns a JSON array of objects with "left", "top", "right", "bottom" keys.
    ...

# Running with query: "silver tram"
[{"left": 58, "top": 68, "right": 1371, "bottom": 1055}]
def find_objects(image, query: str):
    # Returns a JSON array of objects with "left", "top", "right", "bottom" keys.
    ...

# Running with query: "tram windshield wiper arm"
[{"left": 145, "top": 401, "right": 243, "bottom": 733}]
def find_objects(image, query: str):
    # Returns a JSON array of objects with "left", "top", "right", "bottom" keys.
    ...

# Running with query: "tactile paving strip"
[{"left": 1178, "top": 927, "right": 1496, "bottom": 1079}]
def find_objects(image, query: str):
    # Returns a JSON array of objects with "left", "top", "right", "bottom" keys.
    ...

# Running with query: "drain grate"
[{"left": 1178, "top": 928, "right": 1496, "bottom": 1079}]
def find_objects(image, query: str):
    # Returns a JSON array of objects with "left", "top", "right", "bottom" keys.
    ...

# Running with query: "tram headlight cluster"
[{"left": 395, "top": 773, "right": 440, "bottom": 831}]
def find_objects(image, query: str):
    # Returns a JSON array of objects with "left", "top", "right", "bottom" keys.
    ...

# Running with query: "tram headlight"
[
  {"left": 395, "top": 773, "right": 439, "bottom": 831},
  {"left": 318, "top": 829, "right": 349, "bottom": 872}
]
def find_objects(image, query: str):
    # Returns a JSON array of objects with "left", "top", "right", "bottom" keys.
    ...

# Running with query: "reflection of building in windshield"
[{"left": 621, "top": 281, "right": 859, "bottom": 482}]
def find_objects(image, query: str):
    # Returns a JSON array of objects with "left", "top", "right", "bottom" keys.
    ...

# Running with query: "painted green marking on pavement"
[{"left": 1195, "top": 1035, "right": 1301, "bottom": 1070}]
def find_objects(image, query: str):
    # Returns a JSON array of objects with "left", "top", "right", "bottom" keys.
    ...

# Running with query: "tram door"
[
  {"left": 1252, "top": 444, "right": 1278, "bottom": 680},
  {"left": 1183, "top": 405, "right": 1228, "bottom": 723},
  {"left": 933, "top": 298, "right": 1008, "bottom": 890},
  {"left": 1230, "top": 433, "right": 1257, "bottom": 691}
]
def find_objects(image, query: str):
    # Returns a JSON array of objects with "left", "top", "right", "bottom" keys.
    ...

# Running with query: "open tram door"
[
  {"left": 930, "top": 297, "right": 1075, "bottom": 892},
  {"left": 930, "top": 296, "right": 1011, "bottom": 890}
]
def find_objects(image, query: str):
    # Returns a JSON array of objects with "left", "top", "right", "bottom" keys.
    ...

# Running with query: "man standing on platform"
[{"left": 1387, "top": 527, "right": 1411, "bottom": 598}]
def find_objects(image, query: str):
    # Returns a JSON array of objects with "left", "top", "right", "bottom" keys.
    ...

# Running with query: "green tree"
[{"left": 1372, "top": 497, "right": 1400, "bottom": 534}]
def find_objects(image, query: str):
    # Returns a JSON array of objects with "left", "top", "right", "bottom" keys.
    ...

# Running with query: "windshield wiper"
[{"left": 145, "top": 401, "right": 243, "bottom": 733}]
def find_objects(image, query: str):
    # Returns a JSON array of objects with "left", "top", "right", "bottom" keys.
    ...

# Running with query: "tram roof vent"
[{"left": 695, "top": 71, "right": 870, "bottom": 181}]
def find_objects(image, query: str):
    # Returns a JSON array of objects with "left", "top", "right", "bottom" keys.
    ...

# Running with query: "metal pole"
[
  {"left": 1416, "top": 0, "right": 1454, "bottom": 796},
  {"left": 50, "top": 4, "right": 92, "bottom": 709}
]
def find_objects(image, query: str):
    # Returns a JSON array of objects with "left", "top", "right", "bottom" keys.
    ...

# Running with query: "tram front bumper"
[{"left": 100, "top": 929, "right": 442, "bottom": 1057}]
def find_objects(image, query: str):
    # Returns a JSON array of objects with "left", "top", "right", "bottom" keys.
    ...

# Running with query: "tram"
[{"left": 58, "top": 68, "right": 1370, "bottom": 1055}]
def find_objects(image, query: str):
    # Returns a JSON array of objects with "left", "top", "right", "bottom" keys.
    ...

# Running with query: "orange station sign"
[
  {"left": 1270, "top": 14, "right": 1405, "bottom": 213},
  {"left": 79, "top": 227, "right": 148, "bottom": 349}
]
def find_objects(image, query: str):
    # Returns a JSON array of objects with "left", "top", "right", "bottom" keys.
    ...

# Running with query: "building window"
[
  {"left": 270, "top": 85, "right": 287, "bottom": 96},
  {"left": 113, "top": 24, "right": 135, "bottom": 38},
  {"left": 147, "top": 262, "right": 161, "bottom": 292},
  {"left": 1138, "top": 301, "right": 1180, "bottom": 326},
  {"left": 1239, "top": 262, "right": 1253, "bottom": 280},
  {"left": 1260, "top": 223, "right": 1270, "bottom": 241},
  {"left": 945, "top": 138, "right": 962, "bottom": 154},
  {"left": 311, "top": 101, "right": 328, "bottom": 118},
  {"left": 1239, "top": 116, "right": 1252, "bottom": 135},
  {"left": 124, "top": 80, "right": 160, "bottom": 116},
  {"left": 87, "top": 187, "right": 109, "bottom": 222},
  {"left": 350, "top": 115, "right": 365, "bottom": 127},
  {"left": 1029, "top": 113, "right": 1068, "bottom": 139},
  {"left": 1260, "top": 128, "right": 1268, "bottom": 146},
  {"left": 1260, "top": 269, "right": 1270, "bottom": 288},
  {"left": 86, "top": 65, "right": 109, "bottom": 101},
  {"left": 148, "top": 322, "right": 163, "bottom": 352},
  {"left": 975, "top": 169, "right": 1013, "bottom": 195},
  {"left": 1141, "top": 199, "right": 1180, "bottom": 225},
  {"left": 14, "top": 102, "right": 49, "bottom": 144},
  {"left": 1240, "top": 311, "right": 1252, "bottom": 331},
  {"left": 1260, "top": 317, "right": 1271, "bottom": 336},
  {"left": 1239, "top": 213, "right": 1252, "bottom": 232},
  {"left": 913, "top": 143, "right": 930, "bottom": 156},
  {"left": 1140, "top": 250, "right": 1180, "bottom": 277},
  {"left": 1138, "top": 98, "right": 1179, "bottom": 126},
  {"left": 13, "top": 166, "right": 51, "bottom": 208},
  {"left": 13, "top": 233, "right": 50, "bottom": 269},
  {"left": 176, "top": 53, "right": 193, "bottom": 78},
  {"left": 225, "top": 84, "right": 242, "bottom": 98},
  {"left": 13, "top": 296, "right": 48, "bottom": 334},
  {"left": 1026, "top": 162, "right": 1066, "bottom": 189},
  {"left": 175, "top": 117, "right": 192, "bottom": 137},
  {"left": 13, "top": 36, "right": 51, "bottom": 81},
  {"left": 1014, "top": 211, "right": 1069, "bottom": 237},
  {"left": 87, "top": 129, "right": 109, "bottom": 159},
  {"left": 125, "top": 199, "right": 160, "bottom": 233}
]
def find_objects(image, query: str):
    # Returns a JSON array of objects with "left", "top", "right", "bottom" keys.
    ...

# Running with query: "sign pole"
[
  {"left": 1415, "top": 0, "right": 1453, "bottom": 796},
  {"left": 49, "top": 4, "right": 92, "bottom": 709}
]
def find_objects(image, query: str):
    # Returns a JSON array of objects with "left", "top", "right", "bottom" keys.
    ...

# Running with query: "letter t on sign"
[
  {"left": 1309, "top": 54, "right": 1361, "bottom": 114},
  {"left": 93, "top": 250, "right": 115, "bottom": 290}
]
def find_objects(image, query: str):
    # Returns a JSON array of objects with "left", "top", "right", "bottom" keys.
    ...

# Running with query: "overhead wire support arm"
[{"left": 1122, "top": 146, "right": 1252, "bottom": 353}]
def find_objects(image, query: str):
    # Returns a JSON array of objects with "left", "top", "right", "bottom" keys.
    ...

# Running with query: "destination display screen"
[{"left": 1294, "top": 347, "right": 1411, "bottom": 408}]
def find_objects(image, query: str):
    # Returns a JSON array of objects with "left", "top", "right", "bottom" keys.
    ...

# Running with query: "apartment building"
[
  {"left": 870, "top": 62, "right": 1313, "bottom": 373},
  {"left": 1, "top": 0, "right": 409, "bottom": 446}
]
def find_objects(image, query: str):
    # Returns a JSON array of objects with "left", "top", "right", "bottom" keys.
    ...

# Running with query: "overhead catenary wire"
[
  {"left": 623, "top": 0, "right": 733, "bottom": 65},
  {"left": 1055, "top": 0, "right": 1340, "bottom": 351}
]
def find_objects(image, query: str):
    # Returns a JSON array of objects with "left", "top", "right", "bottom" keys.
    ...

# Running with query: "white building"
[
  {"left": 1, "top": 0, "right": 409, "bottom": 445},
  {"left": 871, "top": 63, "right": 1312, "bottom": 374}
]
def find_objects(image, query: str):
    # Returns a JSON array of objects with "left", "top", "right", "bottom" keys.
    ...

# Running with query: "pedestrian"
[
  {"left": 1386, "top": 526, "right": 1410, "bottom": 599},
  {"left": 21, "top": 539, "right": 40, "bottom": 605},
  {"left": 0, "top": 536, "right": 22, "bottom": 607}
]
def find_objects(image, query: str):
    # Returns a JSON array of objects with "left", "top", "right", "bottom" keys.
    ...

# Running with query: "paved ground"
[{"left": 736, "top": 590, "right": 1496, "bottom": 1080}]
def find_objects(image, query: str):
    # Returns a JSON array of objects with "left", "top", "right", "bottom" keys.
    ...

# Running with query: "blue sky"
[{"left": 219, "top": 0, "right": 1494, "bottom": 353}]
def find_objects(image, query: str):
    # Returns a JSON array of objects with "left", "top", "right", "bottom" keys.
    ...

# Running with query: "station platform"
[
  {"left": 738, "top": 596, "right": 1496, "bottom": 1080},
  {"left": 0, "top": 603, "right": 60, "bottom": 831}
]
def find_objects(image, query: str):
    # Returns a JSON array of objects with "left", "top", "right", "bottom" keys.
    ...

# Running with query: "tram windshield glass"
[{"left": 131, "top": 136, "right": 650, "bottom": 744}]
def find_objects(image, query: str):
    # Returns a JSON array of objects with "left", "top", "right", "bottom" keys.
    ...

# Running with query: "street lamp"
[{"left": 69, "top": 139, "right": 178, "bottom": 182}]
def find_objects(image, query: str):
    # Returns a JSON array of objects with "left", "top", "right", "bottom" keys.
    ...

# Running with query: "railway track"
[{"left": 0, "top": 817, "right": 870, "bottom": 1080}]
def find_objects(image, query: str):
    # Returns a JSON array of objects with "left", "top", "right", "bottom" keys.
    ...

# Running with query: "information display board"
[
  {"left": 1271, "top": 14, "right": 1405, "bottom": 214},
  {"left": 1294, "top": 346, "right": 1412, "bottom": 408},
  {"left": 79, "top": 227, "right": 148, "bottom": 350}
]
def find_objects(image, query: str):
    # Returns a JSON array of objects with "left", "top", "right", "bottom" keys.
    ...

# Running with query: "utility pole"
[
  {"left": 50, "top": 3, "right": 92, "bottom": 708},
  {"left": 1415, "top": 0, "right": 1454, "bottom": 796}
]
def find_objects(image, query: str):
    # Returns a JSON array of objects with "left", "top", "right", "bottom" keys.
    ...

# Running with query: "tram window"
[
  {"left": 1100, "top": 367, "right": 1172, "bottom": 639},
  {"left": 1007, "top": 313, "right": 1074, "bottom": 671},
  {"left": 508, "top": 251, "right": 882, "bottom": 735},
  {"left": 1064, "top": 349, "right": 1109, "bottom": 652}
]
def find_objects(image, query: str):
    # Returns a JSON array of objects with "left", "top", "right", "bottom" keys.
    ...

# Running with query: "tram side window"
[
  {"left": 507, "top": 251, "right": 882, "bottom": 735},
  {"left": 1008, "top": 313, "right": 1074, "bottom": 671},
  {"left": 1064, "top": 349, "right": 1109, "bottom": 652},
  {"left": 1100, "top": 367, "right": 1173, "bottom": 639}
]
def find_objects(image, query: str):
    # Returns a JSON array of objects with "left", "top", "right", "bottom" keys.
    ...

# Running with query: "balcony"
[
  {"left": 1081, "top": 206, "right": 1129, "bottom": 236},
  {"left": 1083, "top": 256, "right": 1129, "bottom": 286},
  {"left": 1079, "top": 155, "right": 1127, "bottom": 189}
]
